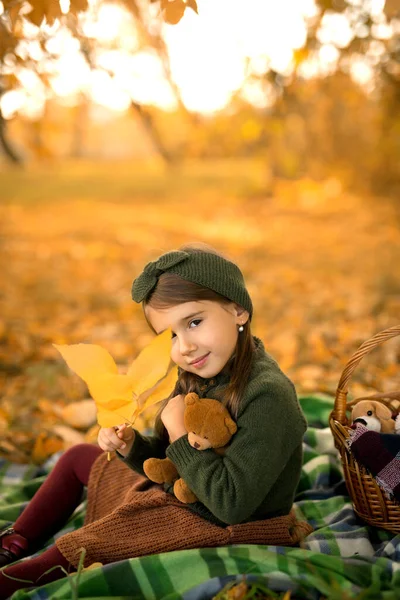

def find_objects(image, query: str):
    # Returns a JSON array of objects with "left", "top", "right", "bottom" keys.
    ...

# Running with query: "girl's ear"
[{"left": 234, "top": 305, "right": 249, "bottom": 325}]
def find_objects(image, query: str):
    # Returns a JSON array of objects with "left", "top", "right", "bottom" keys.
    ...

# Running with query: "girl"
[{"left": 0, "top": 244, "right": 310, "bottom": 598}]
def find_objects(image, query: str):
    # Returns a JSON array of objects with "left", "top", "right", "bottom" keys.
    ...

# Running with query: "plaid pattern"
[
  {"left": 2, "top": 394, "right": 400, "bottom": 600},
  {"left": 349, "top": 424, "right": 400, "bottom": 501}
]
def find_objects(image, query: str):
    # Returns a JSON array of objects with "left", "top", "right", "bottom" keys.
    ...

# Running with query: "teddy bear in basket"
[
  {"left": 351, "top": 392, "right": 400, "bottom": 433},
  {"left": 143, "top": 392, "right": 237, "bottom": 503},
  {"left": 349, "top": 392, "right": 400, "bottom": 503}
]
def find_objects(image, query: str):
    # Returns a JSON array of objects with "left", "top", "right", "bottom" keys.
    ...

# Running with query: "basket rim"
[{"left": 332, "top": 324, "right": 400, "bottom": 424}]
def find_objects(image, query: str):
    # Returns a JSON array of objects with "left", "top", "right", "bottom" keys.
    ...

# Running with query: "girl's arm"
[
  {"left": 166, "top": 379, "right": 307, "bottom": 525},
  {"left": 160, "top": 394, "right": 186, "bottom": 442},
  {"left": 98, "top": 424, "right": 168, "bottom": 475},
  {"left": 119, "top": 394, "right": 185, "bottom": 475}
]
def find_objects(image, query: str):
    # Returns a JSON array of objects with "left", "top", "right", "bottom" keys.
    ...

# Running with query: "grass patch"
[{"left": 0, "top": 159, "right": 268, "bottom": 206}]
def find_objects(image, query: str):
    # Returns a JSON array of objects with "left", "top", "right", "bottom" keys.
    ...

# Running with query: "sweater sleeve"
[
  {"left": 117, "top": 430, "right": 168, "bottom": 476},
  {"left": 166, "top": 379, "right": 307, "bottom": 525}
]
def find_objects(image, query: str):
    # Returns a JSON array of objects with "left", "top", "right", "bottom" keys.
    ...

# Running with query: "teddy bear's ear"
[
  {"left": 225, "top": 417, "right": 237, "bottom": 436},
  {"left": 375, "top": 402, "right": 392, "bottom": 421},
  {"left": 185, "top": 392, "right": 199, "bottom": 406}
]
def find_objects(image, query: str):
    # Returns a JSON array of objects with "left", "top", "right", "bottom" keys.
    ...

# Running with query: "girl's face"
[{"left": 145, "top": 300, "right": 249, "bottom": 379}]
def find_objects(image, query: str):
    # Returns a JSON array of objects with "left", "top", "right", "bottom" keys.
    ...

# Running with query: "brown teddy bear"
[
  {"left": 351, "top": 399, "right": 400, "bottom": 433},
  {"left": 143, "top": 392, "right": 237, "bottom": 503}
]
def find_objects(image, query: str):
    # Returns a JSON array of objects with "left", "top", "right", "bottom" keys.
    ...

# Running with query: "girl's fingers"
[
  {"left": 116, "top": 424, "right": 134, "bottom": 441},
  {"left": 116, "top": 424, "right": 126, "bottom": 438},
  {"left": 98, "top": 428, "right": 126, "bottom": 451}
]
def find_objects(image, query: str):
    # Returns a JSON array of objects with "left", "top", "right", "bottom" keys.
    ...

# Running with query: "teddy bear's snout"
[
  {"left": 354, "top": 418, "right": 367, "bottom": 426},
  {"left": 193, "top": 442, "right": 200, "bottom": 449}
]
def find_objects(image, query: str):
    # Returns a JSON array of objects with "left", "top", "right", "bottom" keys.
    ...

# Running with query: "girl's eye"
[
  {"left": 189, "top": 319, "right": 202, "bottom": 329},
  {"left": 171, "top": 331, "right": 176, "bottom": 339}
]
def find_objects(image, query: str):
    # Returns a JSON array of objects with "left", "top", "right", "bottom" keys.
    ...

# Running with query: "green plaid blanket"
[{"left": 2, "top": 395, "right": 400, "bottom": 600}]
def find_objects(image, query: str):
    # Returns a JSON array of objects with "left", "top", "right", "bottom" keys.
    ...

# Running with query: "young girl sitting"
[{"left": 0, "top": 244, "right": 311, "bottom": 598}]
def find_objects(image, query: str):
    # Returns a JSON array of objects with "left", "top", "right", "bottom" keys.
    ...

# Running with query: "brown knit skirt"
[{"left": 56, "top": 453, "right": 312, "bottom": 568}]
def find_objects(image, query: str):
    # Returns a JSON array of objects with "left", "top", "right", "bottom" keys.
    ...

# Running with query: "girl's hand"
[
  {"left": 97, "top": 424, "right": 135, "bottom": 457},
  {"left": 161, "top": 394, "right": 187, "bottom": 443}
]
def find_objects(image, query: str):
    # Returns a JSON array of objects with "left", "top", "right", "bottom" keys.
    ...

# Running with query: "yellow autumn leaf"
[
  {"left": 86, "top": 373, "right": 135, "bottom": 405},
  {"left": 97, "top": 406, "right": 132, "bottom": 428},
  {"left": 53, "top": 343, "right": 118, "bottom": 378},
  {"left": 162, "top": 0, "right": 186, "bottom": 24},
  {"left": 127, "top": 329, "right": 173, "bottom": 397},
  {"left": 84, "top": 561, "right": 103, "bottom": 571},
  {"left": 53, "top": 329, "right": 176, "bottom": 429},
  {"left": 131, "top": 364, "right": 178, "bottom": 421},
  {"left": 32, "top": 432, "right": 64, "bottom": 465},
  {"left": 70, "top": 561, "right": 103, "bottom": 575}
]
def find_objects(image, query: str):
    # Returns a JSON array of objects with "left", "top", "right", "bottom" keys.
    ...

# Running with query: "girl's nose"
[{"left": 179, "top": 336, "right": 196, "bottom": 356}]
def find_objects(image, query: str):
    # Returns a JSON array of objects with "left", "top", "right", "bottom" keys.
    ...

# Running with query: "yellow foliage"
[
  {"left": 0, "top": 22, "right": 17, "bottom": 59},
  {"left": 70, "top": 560, "right": 103, "bottom": 575},
  {"left": 26, "top": 0, "right": 62, "bottom": 27},
  {"left": 0, "top": 164, "right": 399, "bottom": 463},
  {"left": 54, "top": 330, "right": 177, "bottom": 428},
  {"left": 32, "top": 432, "right": 64, "bottom": 464},
  {"left": 241, "top": 119, "right": 262, "bottom": 142},
  {"left": 162, "top": 0, "right": 186, "bottom": 24},
  {"left": 69, "top": 0, "right": 88, "bottom": 15}
]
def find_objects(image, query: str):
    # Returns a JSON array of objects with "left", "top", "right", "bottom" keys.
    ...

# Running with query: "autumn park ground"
[{"left": 0, "top": 158, "right": 399, "bottom": 463}]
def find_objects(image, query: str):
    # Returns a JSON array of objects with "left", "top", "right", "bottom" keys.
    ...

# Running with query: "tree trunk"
[
  {"left": 130, "top": 100, "right": 174, "bottom": 164},
  {"left": 70, "top": 93, "right": 88, "bottom": 158},
  {"left": 0, "top": 108, "right": 23, "bottom": 165}
]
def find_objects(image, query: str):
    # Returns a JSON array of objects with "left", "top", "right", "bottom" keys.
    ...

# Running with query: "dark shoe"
[
  {"left": 0, "top": 547, "right": 17, "bottom": 568},
  {"left": 0, "top": 526, "right": 28, "bottom": 567}
]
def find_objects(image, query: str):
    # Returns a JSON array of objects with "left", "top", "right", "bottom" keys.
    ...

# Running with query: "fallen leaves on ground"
[
  {"left": 0, "top": 164, "right": 399, "bottom": 463},
  {"left": 212, "top": 580, "right": 292, "bottom": 599}
]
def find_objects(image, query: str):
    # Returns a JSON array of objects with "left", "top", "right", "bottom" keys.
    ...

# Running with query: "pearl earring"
[{"left": 238, "top": 324, "right": 244, "bottom": 332}]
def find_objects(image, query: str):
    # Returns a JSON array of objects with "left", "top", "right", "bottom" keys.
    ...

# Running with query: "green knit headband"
[{"left": 131, "top": 249, "right": 253, "bottom": 317}]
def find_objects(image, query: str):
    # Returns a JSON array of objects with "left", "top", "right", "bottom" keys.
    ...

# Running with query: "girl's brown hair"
[{"left": 143, "top": 244, "right": 255, "bottom": 442}]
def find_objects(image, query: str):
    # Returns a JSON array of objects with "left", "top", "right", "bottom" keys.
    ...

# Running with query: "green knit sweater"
[{"left": 119, "top": 337, "right": 307, "bottom": 526}]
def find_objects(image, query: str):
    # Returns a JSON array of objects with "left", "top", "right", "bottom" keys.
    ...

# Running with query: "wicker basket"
[{"left": 329, "top": 324, "right": 400, "bottom": 533}]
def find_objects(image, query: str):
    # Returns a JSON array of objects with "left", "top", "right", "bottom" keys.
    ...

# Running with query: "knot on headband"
[
  {"left": 132, "top": 250, "right": 189, "bottom": 302},
  {"left": 131, "top": 248, "right": 253, "bottom": 317}
]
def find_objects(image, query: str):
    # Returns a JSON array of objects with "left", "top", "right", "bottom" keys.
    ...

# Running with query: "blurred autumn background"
[{"left": 0, "top": 0, "right": 399, "bottom": 464}]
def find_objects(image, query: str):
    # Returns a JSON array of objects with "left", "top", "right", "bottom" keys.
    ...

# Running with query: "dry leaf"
[
  {"left": 85, "top": 423, "right": 101, "bottom": 444},
  {"left": 186, "top": 0, "right": 198, "bottom": 13},
  {"left": 69, "top": 0, "right": 89, "bottom": 14},
  {"left": 53, "top": 343, "right": 118, "bottom": 379},
  {"left": 127, "top": 328, "right": 173, "bottom": 397},
  {"left": 54, "top": 329, "right": 177, "bottom": 428},
  {"left": 32, "top": 432, "right": 64, "bottom": 464},
  {"left": 131, "top": 363, "right": 178, "bottom": 421},
  {"left": 163, "top": 0, "right": 186, "bottom": 24},
  {"left": 52, "top": 424, "right": 86, "bottom": 448},
  {"left": 61, "top": 399, "right": 97, "bottom": 429},
  {"left": 0, "top": 408, "right": 8, "bottom": 432},
  {"left": 70, "top": 560, "right": 103, "bottom": 575},
  {"left": 84, "top": 561, "right": 103, "bottom": 570}
]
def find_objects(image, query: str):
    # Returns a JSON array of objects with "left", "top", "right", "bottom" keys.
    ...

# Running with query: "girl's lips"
[{"left": 190, "top": 353, "right": 210, "bottom": 368}]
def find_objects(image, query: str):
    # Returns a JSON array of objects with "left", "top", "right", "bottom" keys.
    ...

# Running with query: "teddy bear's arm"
[
  {"left": 173, "top": 478, "right": 198, "bottom": 503},
  {"left": 143, "top": 457, "right": 179, "bottom": 484},
  {"left": 118, "top": 430, "right": 169, "bottom": 476}
]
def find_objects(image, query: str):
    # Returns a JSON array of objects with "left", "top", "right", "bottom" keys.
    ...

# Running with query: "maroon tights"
[{"left": 0, "top": 443, "right": 102, "bottom": 599}]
